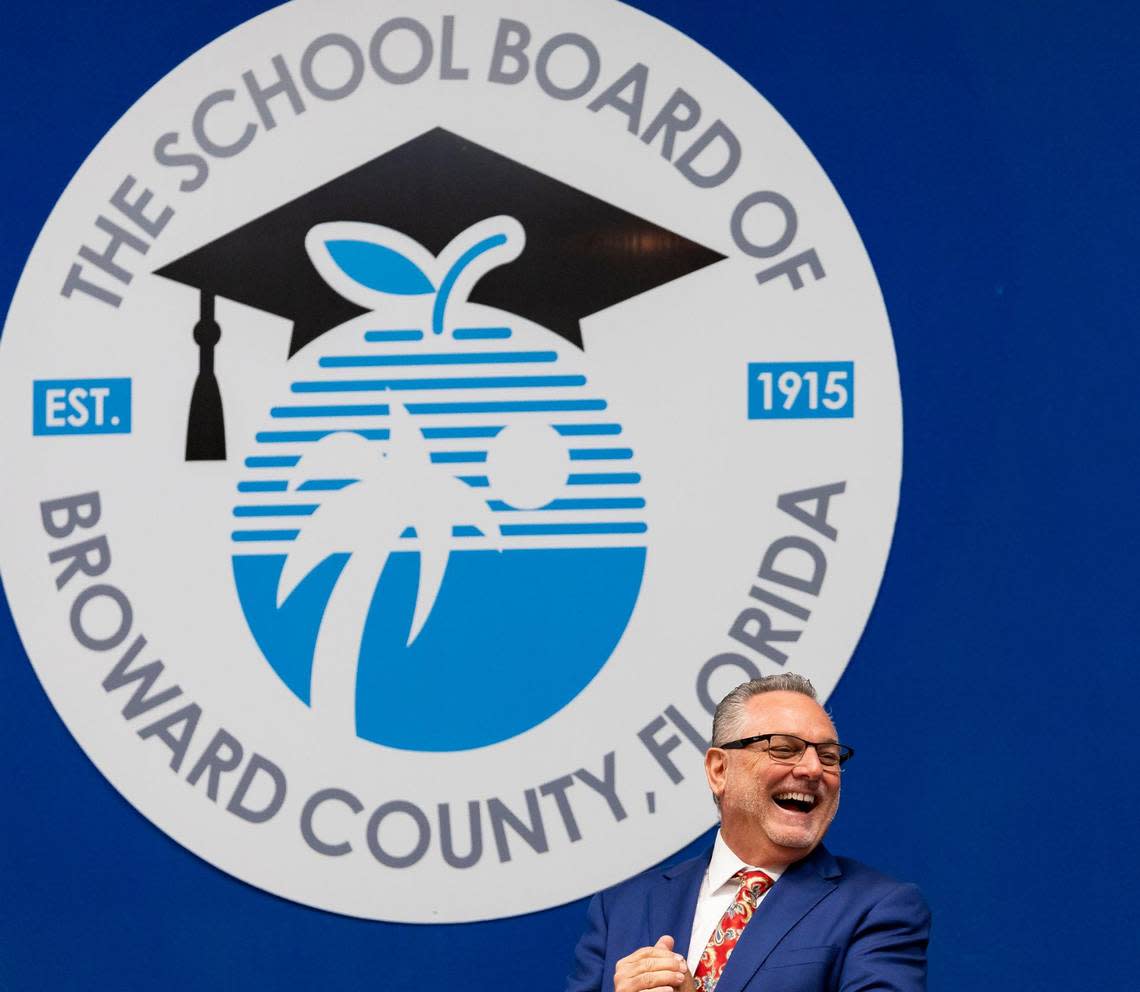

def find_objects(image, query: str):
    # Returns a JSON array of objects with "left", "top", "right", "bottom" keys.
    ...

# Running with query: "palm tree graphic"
[
  {"left": 274, "top": 217, "right": 520, "bottom": 734},
  {"left": 277, "top": 405, "right": 501, "bottom": 733}
]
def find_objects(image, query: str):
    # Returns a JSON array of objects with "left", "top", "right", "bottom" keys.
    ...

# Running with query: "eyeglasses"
[{"left": 718, "top": 733, "right": 854, "bottom": 769}]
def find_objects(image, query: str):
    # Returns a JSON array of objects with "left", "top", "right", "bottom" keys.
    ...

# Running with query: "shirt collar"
[{"left": 707, "top": 829, "right": 785, "bottom": 891}]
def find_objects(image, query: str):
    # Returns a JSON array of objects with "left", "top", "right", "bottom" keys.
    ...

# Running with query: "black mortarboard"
[{"left": 155, "top": 127, "right": 724, "bottom": 460}]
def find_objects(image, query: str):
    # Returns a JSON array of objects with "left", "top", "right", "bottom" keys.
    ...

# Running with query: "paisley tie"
[{"left": 692, "top": 869, "right": 774, "bottom": 992}]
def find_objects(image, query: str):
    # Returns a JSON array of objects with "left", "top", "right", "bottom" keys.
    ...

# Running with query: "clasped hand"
[{"left": 614, "top": 934, "right": 697, "bottom": 992}]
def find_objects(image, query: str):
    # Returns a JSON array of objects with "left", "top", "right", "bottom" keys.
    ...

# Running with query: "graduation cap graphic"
[{"left": 155, "top": 127, "right": 724, "bottom": 461}]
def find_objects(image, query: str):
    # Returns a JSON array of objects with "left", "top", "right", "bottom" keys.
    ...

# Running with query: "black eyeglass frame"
[{"left": 717, "top": 733, "right": 855, "bottom": 768}]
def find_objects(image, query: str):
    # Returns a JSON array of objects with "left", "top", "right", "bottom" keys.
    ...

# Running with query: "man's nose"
[{"left": 792, "top": 745, "right": 824, "bottom": 777}]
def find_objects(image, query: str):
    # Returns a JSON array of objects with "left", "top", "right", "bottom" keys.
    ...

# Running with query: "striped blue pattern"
[{"left": 234, "top": 323, "right": 647, "bottom": 547}]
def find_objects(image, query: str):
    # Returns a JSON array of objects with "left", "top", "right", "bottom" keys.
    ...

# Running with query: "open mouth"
[{"left": 772, "top": 791, "right": 817, "bottom": 814}]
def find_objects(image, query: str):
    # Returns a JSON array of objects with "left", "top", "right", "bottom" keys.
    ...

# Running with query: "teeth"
[{"left": 774, "top": 792, "right": 816, "bottom": 805}]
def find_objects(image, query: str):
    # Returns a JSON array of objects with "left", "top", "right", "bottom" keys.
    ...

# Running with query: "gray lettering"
[
  {"left": 438, "top": 801, "right": 482, "bottom": 868},
  {"left": 758, "top": 535, "right": 827, "bottom": 596},
  {"left": 70, "top": 582, "right": 131, "bottom": 651},
  {"left": 366, "top": 800, "right": 431, "bottom": 867},
  {"left": 675, "top": 120, "right": 741, "bottom": 189},
  {"left": 109, "top": 175, "right": 173, "bottom": 239},
  {"left": 40, "top": 492, "right": 101, "bottom": 538},
  {"left": 78, "top": 215, "right": 148, "bottom": 285},
  {"left": 242, "top": 54, "right": 306, "bottom": 129},
  {"left": 154, "top": 132, "right": 209, "bottom": 193},
  {"left": 226, "top": 754, "right": 287, "bottom": 824},
  {"left": 539, "top": 775, "right": 581, "bottom": 842},
  {"left": 755, "top": 248, "right": 826, "bottom": 290},
  {"left": 301, "top": 788, "right": 363, "bottom": 856},
  {"left": 369, "top": 18, "right": 433, "bottom": 85},
  {"left": 574, "top": 751, "right": 627, "bottom": 822},
  {"left": 440, "top": 15, "right": 469, "bottom": 80},
  {"left": 749, "top": 583, "right": 811, "bottom": 622},
  {"left": 186, "top": 728, "right": 244, "bottom": 801},
  {"left": 535, "top": 32, "right": 600, "bottom": 101},
  {"left": 638, "top": 715, "right": 684, "bottom": 784},
  {"left": 697, "top": 654, "right": 761, "bottom": 716},
  {"left": 777, "top": 482, "right": 845, "bottom": 541},
  {"left": 641, "top": 88, "right": 701, "bottom": 162},
  {"left": 300, "top": 33, "right": 365, "bottom": 101},
  {"left": 137, "top": 702, "right": 202, "bottom": 773},
  {"left": 60, "top": 264, "right": 121, "bottom": 306},
  {"left": 103, "top": 635, "right": 183, "bottom": 719},
  {"left": 192, "top": 90, "right": 257, "bottom": 158},
  {"left": 665, "top": 704, "right": 709, "bottom": 752},
  {"left": 587, "top": 62, "right": 648, "bottom": 133},
  {"left": 488, "top": 19, "right": 530, "bottom": 84},
  {"left": 49, "top": 534, "right": 111, "bottom": 590},
  {"left": 731, "top": 191, "right": 798, "bottom": 259},
  {"left": 729, "top": 608, "right": 800, "bottom": 664},
  {"left": 487, "top": 790, "right": 548, "bottom": 863}
]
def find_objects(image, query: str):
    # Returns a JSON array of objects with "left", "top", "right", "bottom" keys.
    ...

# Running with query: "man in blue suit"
[{"left": 566, "top": 674, "right": 930, "bottom": 992}]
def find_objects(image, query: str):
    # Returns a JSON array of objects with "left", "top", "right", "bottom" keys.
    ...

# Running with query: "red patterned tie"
[{"left": 692, "top": 869, "right": 774, "bottom": 992}]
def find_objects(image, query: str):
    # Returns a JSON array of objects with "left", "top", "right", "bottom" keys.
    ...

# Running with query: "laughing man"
[{"left": 566, "top": 673, "right": 930, "bottom": 992}]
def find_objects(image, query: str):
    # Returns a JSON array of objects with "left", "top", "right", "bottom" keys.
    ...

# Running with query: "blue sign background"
[
  {"left": 32, "top": 378, "right": 132, "bottom": 435},
  {"left": 2, "top": 2, "right": 1136, "bottom": 989},
  {"left": 747, "top": 363, "right": 855, "bottom": 419}
]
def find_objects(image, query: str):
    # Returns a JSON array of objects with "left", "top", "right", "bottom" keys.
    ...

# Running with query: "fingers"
[
  {"left": 614, "top": 938, "right": 688, "bottom": 992},
  {"left": 615, "top": 969, "right": 686, "bottom": 992},
  {"left": 615, "top": 943, "right": 683, "bottom": 971}
]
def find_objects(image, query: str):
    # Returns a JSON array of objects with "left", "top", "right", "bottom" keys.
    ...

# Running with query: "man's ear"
[{"left": 705, "top": 747, "right": 727, "bottom": 802}]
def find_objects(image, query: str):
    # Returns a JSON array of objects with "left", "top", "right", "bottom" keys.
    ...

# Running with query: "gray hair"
[{"left": 711, "top": 673, "right": 819, "bottom": 747}]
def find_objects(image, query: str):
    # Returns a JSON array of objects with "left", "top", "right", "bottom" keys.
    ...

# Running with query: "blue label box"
[
  {"left": 747, "top": 362, "right": 854, "bottom": 419},
  {"left": 33, "top": 378, "right": 132, "bottom": 436}
]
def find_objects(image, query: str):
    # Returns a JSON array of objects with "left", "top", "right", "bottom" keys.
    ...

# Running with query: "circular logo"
[{"left": 0, "top": 0, "right": 901, "bottom": 921}]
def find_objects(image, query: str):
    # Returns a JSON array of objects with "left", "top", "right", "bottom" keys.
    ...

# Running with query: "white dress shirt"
[{"left": 685, "top": 831, "right": 785, "bottom": 975}]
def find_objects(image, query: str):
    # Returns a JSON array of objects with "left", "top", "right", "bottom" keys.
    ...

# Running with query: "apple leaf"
[{"left": 325, "top": 240, "right": 435, "bottom": 295}]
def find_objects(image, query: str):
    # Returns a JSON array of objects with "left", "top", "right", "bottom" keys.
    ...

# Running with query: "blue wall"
[{"left": 2, "top": 2, "right": 1136, "bottom": 989}]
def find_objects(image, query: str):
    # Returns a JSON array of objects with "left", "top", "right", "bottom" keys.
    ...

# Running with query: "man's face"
[{"left": 704, "top": 691, "right": 842, "bottom": 868}]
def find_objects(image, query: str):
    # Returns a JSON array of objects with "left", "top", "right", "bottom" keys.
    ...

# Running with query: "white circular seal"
[{"left": 0, "top": 0, "right": 901, "bottom": 921}]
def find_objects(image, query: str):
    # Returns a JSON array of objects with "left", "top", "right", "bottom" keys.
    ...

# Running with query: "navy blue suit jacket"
[{"left": 566, "top": 844, "right": 930, "bottom": 992}]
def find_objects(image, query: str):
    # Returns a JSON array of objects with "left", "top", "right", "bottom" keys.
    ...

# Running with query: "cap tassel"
[{"left": 185, "top": 291, "right": 226, "bottom": 461}]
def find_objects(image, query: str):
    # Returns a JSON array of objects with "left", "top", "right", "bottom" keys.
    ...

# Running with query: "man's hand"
[{"left": 613, "top": 935, "right": 697, "bottom": 992}]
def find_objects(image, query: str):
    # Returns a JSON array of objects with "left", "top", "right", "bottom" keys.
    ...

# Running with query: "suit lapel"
[
  {"left": 649, "top": 850, "right": 709, "bottom": 957},
  {"left": 713, "top": 845, "right": 841, "bottom": 992}
]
